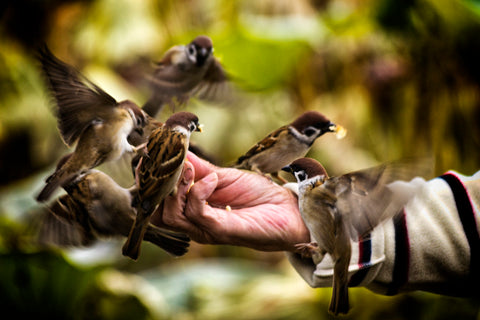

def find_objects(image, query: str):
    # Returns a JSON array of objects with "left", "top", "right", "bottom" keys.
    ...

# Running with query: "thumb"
[
  {"left": 185, "top": 172, "right": 218, "bottom": 224},
  {"left": 187, "top": 151, "right": 216, "bottom": 181},
  {"left": 189, "top": 172, "right": 218, "bottom": 202}
]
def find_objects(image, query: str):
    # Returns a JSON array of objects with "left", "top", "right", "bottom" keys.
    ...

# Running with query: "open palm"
[{"left": 158, "top": 152, "right": 309, "bottom": 252}]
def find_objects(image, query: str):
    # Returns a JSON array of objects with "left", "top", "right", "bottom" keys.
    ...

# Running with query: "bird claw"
[
  {"left": 132, "top": 143, "right": 148, "bottom": 154},
  {"left": 294, "top": 242, "right": 319, "bottom": 258}
]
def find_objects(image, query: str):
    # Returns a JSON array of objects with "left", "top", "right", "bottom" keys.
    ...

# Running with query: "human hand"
[{"left": 153, "top": 152, "right": 310, "bottom": 252}]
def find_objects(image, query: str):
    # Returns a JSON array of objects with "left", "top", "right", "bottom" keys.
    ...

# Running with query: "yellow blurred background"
[{"left": 0, "top": 0, "right": 479, "bottom": 319}]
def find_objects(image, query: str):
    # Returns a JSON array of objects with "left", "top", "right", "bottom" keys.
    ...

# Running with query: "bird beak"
[
  {"left": 327, "top": 122, "right": 337, "bottom": 132},
  {"left": 197, "top": 124, "right": 204, "bottom": 132},
  {"left": 200, "top": 47, "right": 208, "bottom": 56},
  {"left": 281, "top": 165, "right": 292, "bottom": 173},
  {"left": 327, "top": 122, "right": 347, "bottom": 140}
]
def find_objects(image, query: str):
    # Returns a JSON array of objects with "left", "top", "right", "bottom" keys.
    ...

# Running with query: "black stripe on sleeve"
[
  {"left": 349, "top": 235, "right": 372, "bottom": 287},
  {"left": 440, "top": 173, "right": 480, "bottom": 292},
  {"left": 386, "top": 209, "right": 409, "bottom": 295}
]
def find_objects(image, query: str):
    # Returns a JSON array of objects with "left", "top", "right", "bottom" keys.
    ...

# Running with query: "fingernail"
[{"left": 183, "top": 167, "right": 194, "bottom": 182}]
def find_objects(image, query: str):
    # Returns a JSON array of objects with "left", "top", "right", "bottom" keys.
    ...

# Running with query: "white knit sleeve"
[{"left": 285, "top": 170, "right": 480, "bottom": 296}]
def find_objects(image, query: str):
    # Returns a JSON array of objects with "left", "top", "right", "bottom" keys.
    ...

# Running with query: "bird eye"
[
  {"left": 296, "top": 171, "right": 307, "bottom": 182},
  {"left": 304, "top": 128, "right": 317, "bottom": 137}
]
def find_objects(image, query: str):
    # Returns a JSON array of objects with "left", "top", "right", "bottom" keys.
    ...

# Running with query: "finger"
[
  {"left": 154, "top": 162, "right": 197, "bottom": 232},
  {"left": 186, "top": 151, "right": 216, "bottom": 181},
  {"left": 189, "top": 172, "right": 218, "bottom": 201},
  {"left": 184, "top": 172, "right": 220, "bottom": 228},
  {"left": 178, "top": 171, "right": 225, "bottom": 244}
]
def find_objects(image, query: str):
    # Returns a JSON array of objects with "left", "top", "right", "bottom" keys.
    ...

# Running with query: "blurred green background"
[{"left": 1, "top": 0, "right": 479, "bottom": 319}]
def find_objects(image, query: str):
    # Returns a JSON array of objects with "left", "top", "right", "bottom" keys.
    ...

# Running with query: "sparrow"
[
  {"left": 36, "top": 170, "right": 190, "bottom": 256},
  {"left": 122, "top": 111, "right": 202, "bottom": 260},
  {"left": 282, "top": 158, "right": 421, "bottom": 315},
  {"left": 234, "top": 111, "right": 346, "bottom": 182},
  {"left": 142, "top": 35, "right": 228, "bottom": 117},
  {"left": 35, "top": 46, "right": 147, "bottom": 202}
]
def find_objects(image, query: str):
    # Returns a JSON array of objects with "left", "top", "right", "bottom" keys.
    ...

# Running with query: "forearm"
[{"left": 286, "top": 171, "right": 480, "bottom": 296}]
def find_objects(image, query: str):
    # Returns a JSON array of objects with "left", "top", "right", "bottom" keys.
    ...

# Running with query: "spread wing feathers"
[
  {"left": 136, "top": 128, "right": 186, "bottom": 206},
  {"left": 38, "top": 45, "right": 118, "bottom": 146},
  {"left": 235, "top": 126, "right": 288, "bottom": 167},
  {"left": 204, "top": 58, "right": 229, "bottom": 83},
  {"left": 191, "top": 58, "right": 235, "bottom": 105},
  {"left": 145, "top": 57, "right": 229, "bottom": 112},
  {"left": 34, "top": 195, "right": 95, "bottom": 247},
  {"left": 324, "top": 160, "right": 426, "bottom": 240},
  {"left": 148, "top": 64, "right": 203, "bottom": 96}
]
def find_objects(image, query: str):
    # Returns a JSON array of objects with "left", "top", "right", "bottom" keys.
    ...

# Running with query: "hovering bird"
[
  {"left": 36, "top": 46, "right": 147, "bottom": 202},
  {"left": 234, "top": 111, "right": 346, "bottom": 183},
  {"left": 122, "top": 112, "right": 202, "bottom": 260},
  {"left": 142, "top": 35, "right": 228, "bottom": 117},
  {"left": 282, "top": 158, "right": 422, "bottom": 315},
  {"left": 36, "top": 170, "right": 190, "bottom": 256}
]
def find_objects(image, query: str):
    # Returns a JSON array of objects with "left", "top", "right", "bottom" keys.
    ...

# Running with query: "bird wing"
[
  {"left": 203, "top": 57, "right": 229, "bottom": 83},
  {"left": 236, "top": 126, "right": 288, "bottom": 165},
  {"left": 303, "top": 185, "right": 337, "bottom": 253},
  {"left": 33, "top": 195, "right": 95, "bottom": 247},
  {"left": 191, "top": 57, "right": 234, "bottom": 103},
  {"left": 325, "top": 160, "right": 424, "bottom": 239},
  {"left": 146, "top": 55, "right": 230, "bottom": 110},
  {"left": 147, "top": 45, "right": 200, "bottom": 94},
  {"left": 38, "top": 46, "right": 119, "bottom": 146}
]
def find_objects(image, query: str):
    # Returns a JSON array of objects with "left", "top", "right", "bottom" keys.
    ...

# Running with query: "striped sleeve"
[{"left": 286, "top": 170, "right": 480, "bottom": 296}]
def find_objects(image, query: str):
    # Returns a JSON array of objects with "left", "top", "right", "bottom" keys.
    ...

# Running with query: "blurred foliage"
[{"left": 1, "top": 0, "right": 480, "bottom": 318}]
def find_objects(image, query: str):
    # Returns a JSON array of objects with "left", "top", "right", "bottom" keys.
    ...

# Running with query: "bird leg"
[
  {"left": 250, "top": 164, "right": 280, "bottom": 183},
  {"left": 270, "top": 171, "right": 288, "bottom": 184},
  {"left": 294, "top": 242, "right": 319, "bottom": 258},
  {"left": 132, "top": 142, "right": 148, "bottom": 155}
]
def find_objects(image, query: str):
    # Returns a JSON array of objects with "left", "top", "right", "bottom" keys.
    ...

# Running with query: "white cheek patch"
[
  {"left": 295, "top": 171, "right": 306, "bottom": 182},
  {"left": 289, "top": 127, "right": 318, "bottom": 145},
  {"left": 174, "top": 125, "right": 189, "bottom": 136}
]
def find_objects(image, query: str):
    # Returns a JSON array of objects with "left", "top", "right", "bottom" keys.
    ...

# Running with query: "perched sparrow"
[
  {"left": 282, "top": 158, "right": 420, "bottom": 315},
  {"left": 122, "top": 111, "right": 202, "bottom": 260},
  {"left": 35, "top": 46, "right": 147, "bottom": 202},
  {"left": 36, "top": 170, "right": 190, "bottom": 256},
  {"left": 234, "top": 111, "right": 346, "bottom": 182},
  {"left": 142, "top": 35, "right": 227, "bottom": 117}
]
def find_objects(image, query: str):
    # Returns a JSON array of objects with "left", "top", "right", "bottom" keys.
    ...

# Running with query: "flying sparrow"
[
  {"left": 142, "top": 35, "right": 228, "bottom": 117},
  {"left": 36, "top": 170, "right": 190, "bottom": 256},
  {"left": 122, "top": 111, "right": 202, "bottom": 260},
  {"left": 234, "top": 111, "right": 346, "bottom": 183},
  {"left": 35, "top": 46, "right": 147, "bottom": 202},
  {"left": 282, "top": 158, "right": 421, "bottom": 315}
]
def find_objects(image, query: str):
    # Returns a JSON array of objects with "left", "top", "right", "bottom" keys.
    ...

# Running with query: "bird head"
[
  {"left": 282, "top": 158, "right": 329, "bottom": 184},
  {"left": 186, "top": 35, "right": 213, "bottom": 67},
  {"left": 122, "top": 100, "right": 148, "bottom": 129},
  {"left": 165, "top": 111, "right": 203, "bottom": 134},
  {"left": 289, "top": 111, "right": 345, "bottom": 146}
]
